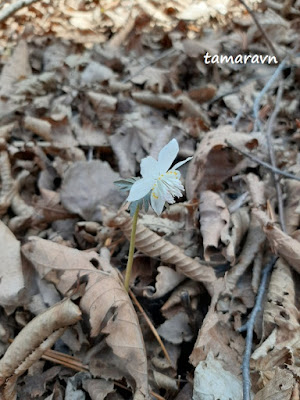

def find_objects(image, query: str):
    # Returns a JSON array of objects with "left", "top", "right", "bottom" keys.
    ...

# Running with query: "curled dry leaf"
[
  {"left": 143, "top": 266, "right": 185, "bottom": 299},
  {"left": 190, "top": 280, "right": 245, "bottom": 378},
  {"left": 0, "top": 299, "right": 81, "bottom": 398},
  {"left": 226, "top": 212, "right": 265, "bottom": 292},
  {"left": 263, "top": 258, "right": 299, "bottom": 336},
  {"left": 0, "top": 221, "right": 24, "bottom": 308},
  {"left": 22, "top": 238, "right": 149, "bottom": 399},
  {"left": 284, "top": 169, "right": 300, "bottom": 234},
  {"left": 103, "top": 210, "right": 216, "bottom": 294},
  {"left": 199, "top": 190, "right": 234, "bottom": 263},
  {"left": 185, "top": 125, "right": 263, "bottom": 199},
  {"left": 254, "top": 209, "right": 300, "bottom": 275},
  {"left": 245, "top": 173, "right": 266, "bottom": 209},
  {"left": 253, "top": 368, "right": 295, "bottom": 400}
]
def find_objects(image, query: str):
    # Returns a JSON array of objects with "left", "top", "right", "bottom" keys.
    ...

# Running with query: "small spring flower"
[{"left": 127, "top": 139, "right": 192, "bottom": 215}]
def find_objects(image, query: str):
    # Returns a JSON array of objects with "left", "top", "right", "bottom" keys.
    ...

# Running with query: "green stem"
[{"left": 124, "top": 205, "right": 139, "bottom": 292}]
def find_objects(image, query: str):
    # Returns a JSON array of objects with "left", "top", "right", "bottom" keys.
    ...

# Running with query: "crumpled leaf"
[
  {"left": 263, "top": 258, "right": 299, "bottom": 336},
  {"left": 143, "top": 266, "right": 185, "bottom": 299},
  {"left": 254, "top": 209, "right": 300, "bottom": 275},
  {"left": 185, "top": 125, "right": 263, "bottom": 199},
  {"left": 0, "top": 299, "right": 81, "bottom": 398},
  {"left": 0, "top": 221, "right": 24, "bottom": 308},
  {"left": 253, "top": 368, "right": 295, "bottom": 400},
  {"left": 22, "top": 238, "right": 149, "bottom": 400},
  {"left": 60, "top": 160, "right": 125, "bottom": 221},
  {"left": 157, "top": 312, "right": 193, "bottom": 345},
  {"left": 102, "top": 209, "right": 216, "bottom": 294},
  {"left": 193, "top": 352, "right": 244, "bottom": 400},
  {"left": 0, "top": 40, "right": 31, "bottom": 98},
  {"left": 199, "top": 190, "right": 234, "bottom": 263}
]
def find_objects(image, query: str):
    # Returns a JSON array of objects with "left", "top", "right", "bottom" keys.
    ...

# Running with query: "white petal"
[
  {"left": 150, "top": 190, "right": 166, "bottom": 215},
  {"left": 158, "top": 139, "right": 179, "bottom": 173},
  {"left": 127, "top": 177, "right": 154, "bottom": 202},
  {"left": 172, "top": 156, "right": 193, "bottom": 170},
  {"left": 140, "top": 156, "right": 160, "bottom": 179}
]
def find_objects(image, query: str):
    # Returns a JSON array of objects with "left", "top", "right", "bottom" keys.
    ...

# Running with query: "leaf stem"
[{"left": 124, "top": 204, "right": 139, "bottom": 292}]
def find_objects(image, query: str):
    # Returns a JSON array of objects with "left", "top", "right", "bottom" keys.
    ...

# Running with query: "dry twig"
[
  {"left": 238, "top": 0, "right": 280, "bottom": 61},
  {"left": 225, "top": 140, "right": 300, "bottom": 182},
  {"left": 240, "top": 256, "right": 277, "bottom": 400}
]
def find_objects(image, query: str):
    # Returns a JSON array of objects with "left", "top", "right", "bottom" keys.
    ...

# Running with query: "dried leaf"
[
  {"left": 22, "top": 239, "right": 149, "bottom": 399},
  {"left": 254, "top": 209, "right": 300, "bottom": 275},
  {"left": 253, "top": 368, "right": 295, "bottom": 400},
  {"left": 193, "top": 352, "right": 244, "bottom": 400},
  {"left": 157, "top": 312, "right": 193, "bottom": 345},
  {"left": 185, "top": 125, "right": 262, "bottom": 199},
  {"left": 0, "top": 40, "right": 31, "bottom": 98},
  {"left": 199, "top": 190, "right": 233, "bottom": 263},
  {"left": 103, "top": 210, "right": 216, "bottom": 293},
  {"left": 0, "top": 221, "right": 24, "bottom": 308},
  {"left": 60, "top": 160, "right": 125, "bottom": 221},
  {"left": 264, "top": 259, "right": 299, "bottom": 335},
  {"left": 0, "top": 299, "right": 81, "bottom": 397},
  {"left": 143, "top": 266, "right": 185, "bottom": 299}
]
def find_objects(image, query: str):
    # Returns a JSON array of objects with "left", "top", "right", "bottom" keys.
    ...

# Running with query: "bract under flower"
[{"left": 127, "top": 139, "right": 192, "bottom": 215}]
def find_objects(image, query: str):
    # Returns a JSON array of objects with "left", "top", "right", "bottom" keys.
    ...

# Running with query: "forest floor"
[{"left": 0, "top": 0, "right": 299, "bottom": 399}]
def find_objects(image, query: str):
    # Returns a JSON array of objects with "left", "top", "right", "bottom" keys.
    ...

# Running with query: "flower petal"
[
  {"left": 150, "top": 186, "right": 166, "bottom": 215},
  {"left": 172, "top": 156, "right": 193, "bottom": 171},
  {"left": 140, "top": 156, "right": 160, "bottom": 179},
  {"left": 158, "top": 139, "right": 179, "bottom": 173},
  {"left": 127, "top": 177, "right": 154, "bottom": 202}
]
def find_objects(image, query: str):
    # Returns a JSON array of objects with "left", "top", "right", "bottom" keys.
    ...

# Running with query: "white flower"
[{"left": 127, "top": 139, "right": 192, "bottom": 215}]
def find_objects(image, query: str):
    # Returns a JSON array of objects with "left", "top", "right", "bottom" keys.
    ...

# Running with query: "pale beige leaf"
[
  {"left": 0, "top": 40, "right": 31, "bottom": 97},
  {"left": 103, "top": 210, "right": 216, "bottom": 294},
  {"left": 199, "top": 191, "right": 233, "bottom": 262},
  {"left": 190, "top": 281, "right": 244, "bottom": 377},
  {"left": 22, "top": 239, "right": 149, "bottom": 399},
  {"left": 254, "top": 209, "right": 300, "bottom": 274},
  {"left": 254, "top": 368, "right": 295, "bottom": 400},
  {"left": 60, "top": 160, "right": 124, "bottom": 221},
  {"left": 193, "top": 352, "right": 244, "bottom": 400},
  {"left": 185, "top": 125, "right": 263, "bottom": 199},
  {"left": 0, "top": 221, "right": 24, "bottom": 308},
  {"left": 284, "top": 167, "right": 300, "bottom": 234},
  {"left": 226, "top": 212, "right": 265, "bottom": 291},
  {"left": 143, "top": 266, "right": 185, "bottom": 299},
  {"left": 0, "top": 299, "right": 81, "bottom": 397},
  {"left": 264, "top": 259, "right": 299, "bottom": 335},
  {"left": 157, "top": 312, "right": 193, "bottom": 345}
]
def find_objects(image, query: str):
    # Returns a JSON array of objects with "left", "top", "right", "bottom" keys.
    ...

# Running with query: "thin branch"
[
  {"left": 238, "top": 0, "right": 280, "bottom": 61},
  {"left": 265, "top": 82, "right": 286, "bottom": 232},
  {"left": 252, "top": 59, "right": 286, "bottom": 131},
  {"left": 225, "top": 140, "right": 300, "bottom": 182},
  {"left": 241, "top": 256, "right": 277, "bottom": 400},
  {"left": 0, "top": 0, "right": 41, "bottom": 22}
]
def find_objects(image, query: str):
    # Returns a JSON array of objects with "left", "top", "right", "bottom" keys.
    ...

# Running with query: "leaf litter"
[{"left": 0, "top": 0, "right": 299, "bottom": 399}]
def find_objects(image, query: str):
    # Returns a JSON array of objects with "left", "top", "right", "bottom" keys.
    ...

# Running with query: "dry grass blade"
[
  {"left": 104, "top": 210, "right": 216, "bottom": 293},
  {"left": 0, "top": 299, "right": 81, "bottom": 398}
]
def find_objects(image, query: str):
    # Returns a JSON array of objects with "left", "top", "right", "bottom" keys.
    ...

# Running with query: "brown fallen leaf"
[
  {"left": 199, "top": 190, "right": 233, "bottom": 263},
  {"left": 103, "top": 210, "right": 216, "bottom": 294},
  {"left": 60, "top": 160, "right": 125, "bottom": 221},
  {"left": 253, "top": 367, "right": 295, "bottom": 400},
  {"left": 0, "top": 299, "right": 81, "bottom": 399},
  {"left": 22, "top": 238, "right": 150, "bottom": 399},
  {"left": 253, "top": 209, "right": 300, "bottom": 275},
  {"left": 0, "top": 221, "right": 24, "bottom": 309},
  {"left": 185, "top": 125, "right": 263, "bottom": 199},
  {"left": 263, "top": 258, "right": 299, "bottom": 336}
]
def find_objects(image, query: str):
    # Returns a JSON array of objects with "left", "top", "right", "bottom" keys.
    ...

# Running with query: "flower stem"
[{"left": 124, "top": 205, "right": 139, "bottom": 292}]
